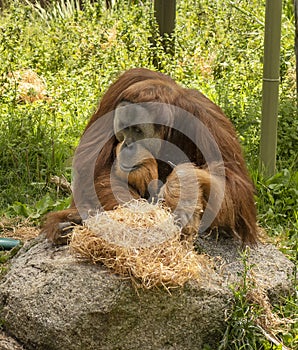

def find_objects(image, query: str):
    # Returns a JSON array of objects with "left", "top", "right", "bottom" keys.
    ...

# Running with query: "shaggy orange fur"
[{"left": 42, "top": 68, "right": 258, "bottom": 245}]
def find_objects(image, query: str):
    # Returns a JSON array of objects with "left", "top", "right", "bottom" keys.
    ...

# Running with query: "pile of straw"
[
  {"left": 70, "top": 200, "right": 208, "bottom": 290},
  {"left": 9, "top": 69, "right": 48, "bottom": 103}
]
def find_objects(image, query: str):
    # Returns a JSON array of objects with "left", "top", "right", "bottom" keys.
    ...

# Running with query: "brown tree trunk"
[{"left": 152, "top": 0, "right": 176, "bottom": 68}]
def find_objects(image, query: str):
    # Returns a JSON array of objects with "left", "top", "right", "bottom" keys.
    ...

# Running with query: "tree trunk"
[{"left": 152, "top": 0, "right": 176, "bottom": 68}]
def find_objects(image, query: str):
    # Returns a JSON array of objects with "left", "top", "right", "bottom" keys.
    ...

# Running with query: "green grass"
[{"left": 0, "top": 0, "right": 297, "bottom": 348}]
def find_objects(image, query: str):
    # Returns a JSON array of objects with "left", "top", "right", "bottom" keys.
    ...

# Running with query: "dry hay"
[
  {"left": 0, "top": 217, "right": 39, "bottom": 241},
  {"left": 8, "top": 69, "right": 48, "bottom": 103},
  {"left": 70, "top": 200, "right": 209, "bottom": 290},
  {"left": 101, "top": 26, "right": 117, "bottom": 50}
]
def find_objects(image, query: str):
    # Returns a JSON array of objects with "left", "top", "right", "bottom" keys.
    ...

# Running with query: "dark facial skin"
[{"left": 114, "top": 102, "right": 162, "bottom": 172}]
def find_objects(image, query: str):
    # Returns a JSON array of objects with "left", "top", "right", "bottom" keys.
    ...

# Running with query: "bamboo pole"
[{"left": 259, "top": 0, "right": 282, "bottom": 176}]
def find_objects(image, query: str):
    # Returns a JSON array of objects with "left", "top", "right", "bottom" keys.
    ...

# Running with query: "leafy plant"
[
  {"left": 254, "top": 168, "right": 298, "bottom": 256},
  {"left": 8, "top": 194, "right": 71, "bottom": 220},
  {"left": 219, "top": 249, "right": 294, "bottom": 350}
]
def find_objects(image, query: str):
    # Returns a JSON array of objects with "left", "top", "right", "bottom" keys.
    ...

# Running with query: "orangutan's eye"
[{"left": 133, "top": 126, "right": 142, "bottom": 135}]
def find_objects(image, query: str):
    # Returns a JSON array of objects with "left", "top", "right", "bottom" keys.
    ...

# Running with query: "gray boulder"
[
  {"left": 0, "top": 233, "right": 294, "bottom": 350},
  {"left": 0, "top": 331, "right": 24, "bottom": 350}
]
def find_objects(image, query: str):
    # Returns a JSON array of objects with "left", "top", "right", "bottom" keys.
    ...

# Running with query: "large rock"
[
  {"left": 0, "top": 331, "right": 24, "bottom": 350},
  {"left": 0, "top": 233, "right": 294, "bottom": 350}
]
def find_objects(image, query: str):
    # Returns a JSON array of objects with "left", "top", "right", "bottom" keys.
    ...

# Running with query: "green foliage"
[
  {"left": 254, "top": 168, "right": 298, "bottom": 261},
  {"left": 219, "top": 250, "right": 264, "bottom": 350},
  {"left": 219, "top": 248, "right": 297, "bottom": 350},
  {"left": 0, "top": 0, "right": 295, "bottom": 211},
  {"left": 257, "top": 169, "right": 298, "bottom": 226},
  {"left": 8, "top": 194, "right": 71, "bottom": 220}
]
